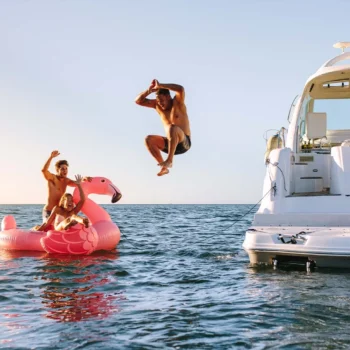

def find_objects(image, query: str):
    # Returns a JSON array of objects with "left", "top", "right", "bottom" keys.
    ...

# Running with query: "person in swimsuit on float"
[
  {"left": 35, "top": 174, "right": 89, "bottom": 231},
  {"left": 40, "top": 150, "right": 91, "bottom": 223}
]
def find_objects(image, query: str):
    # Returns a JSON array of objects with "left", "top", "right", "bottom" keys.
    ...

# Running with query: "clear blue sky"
[{"left": 1, "top": 0, "right": 348, "bottom": 204}]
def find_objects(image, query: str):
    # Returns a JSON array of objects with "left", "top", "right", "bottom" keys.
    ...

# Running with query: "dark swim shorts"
[
  {"left": 42, "top": 209, "right": 52, "bottom": 223},
  {"left": 162, "top": 135, "right": 191, "bottom": 155}
]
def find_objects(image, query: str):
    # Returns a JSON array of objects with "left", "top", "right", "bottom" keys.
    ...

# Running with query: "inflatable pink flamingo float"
[{"left": 0, "top": 177, "right": 122, "bottom": 255}]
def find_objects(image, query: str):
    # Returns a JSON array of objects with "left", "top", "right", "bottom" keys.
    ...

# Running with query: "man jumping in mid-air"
[{"left": 135, "top": 79, "right": 191, "bottom": 176}]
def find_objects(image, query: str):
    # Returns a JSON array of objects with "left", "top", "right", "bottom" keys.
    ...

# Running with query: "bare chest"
[
  {"left": 157, "top": 106, "right": 184, "bottom": 124},
  {"left": 48, "top": 178, "right": 67, "bottom": 194}
]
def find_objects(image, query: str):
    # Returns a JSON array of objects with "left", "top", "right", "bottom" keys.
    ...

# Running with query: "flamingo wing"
[{"left": 40, "top": 225, "right": 98, "bottom": 255}]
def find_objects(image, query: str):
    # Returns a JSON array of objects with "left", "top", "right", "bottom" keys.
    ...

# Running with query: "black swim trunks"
[{"left": 162, "top": 135, "right": 191, "bottom": 155}]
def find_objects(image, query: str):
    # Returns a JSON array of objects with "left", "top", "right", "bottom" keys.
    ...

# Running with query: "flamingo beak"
[{"left": 110, "top": 185, "right": 122, "bottom": 203}]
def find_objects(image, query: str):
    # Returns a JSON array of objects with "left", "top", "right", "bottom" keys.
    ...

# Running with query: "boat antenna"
[{"left": 333, "top": 42, "right": 350, "bottom": 53}]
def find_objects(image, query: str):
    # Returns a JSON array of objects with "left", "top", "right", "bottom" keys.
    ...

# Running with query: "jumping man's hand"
[{"left": 149, "top": 79, "right": 160, "bottom": 93}]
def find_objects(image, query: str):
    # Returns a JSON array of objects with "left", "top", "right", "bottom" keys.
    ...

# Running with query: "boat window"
[
  {"left": 333, "top": 59, "right": 350, "bottom": 66},
  {"left": 298, "top": 96, "right": 311, "bottom": 136},
  {"left": 314, "top": 99, "right": 350, "bottom": 129},
  {"left": 287, "top": 95, "right": 299, "bottom": 123},
  {"left": 322, "top": 80, "right": 349, "bottom": 88}
]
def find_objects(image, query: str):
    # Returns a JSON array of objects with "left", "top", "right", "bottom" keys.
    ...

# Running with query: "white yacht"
[{"left": 243, "top": 42, "right": 350, "bottom": 268}]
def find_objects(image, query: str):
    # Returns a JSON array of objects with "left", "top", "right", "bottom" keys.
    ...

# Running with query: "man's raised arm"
[
  {"left": 42, "top": 150, "right": 59, "bottom": 181},
  {"left": 135, "top": 87, "right": 156, "bottom": 108},
  {"left": 153, "top": 80, "right": 185, "bottom": 102}
]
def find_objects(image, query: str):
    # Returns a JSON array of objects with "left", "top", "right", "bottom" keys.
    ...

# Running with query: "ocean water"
[{"left": 1, "top": 204, "right": 350, "bottom": 349}]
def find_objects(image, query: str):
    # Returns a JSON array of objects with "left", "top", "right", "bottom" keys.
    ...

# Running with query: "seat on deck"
[{"left": 305, "top": 112, "right": 327, "bottom": 140}]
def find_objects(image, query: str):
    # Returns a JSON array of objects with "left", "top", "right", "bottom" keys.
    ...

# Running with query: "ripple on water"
[{"left": 1, "top": 204, "right": 350, "bottom": 349}]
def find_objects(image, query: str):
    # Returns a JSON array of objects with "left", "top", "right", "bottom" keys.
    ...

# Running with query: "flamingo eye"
[{"left": 101, "top": 179, "right": 105, "bottom": 183}]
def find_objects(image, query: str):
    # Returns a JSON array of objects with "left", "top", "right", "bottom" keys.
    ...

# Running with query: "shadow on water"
[
  {"left": 248, "top": 261, "right": 350, "bottom": 274},
  {"left": 238, "top": 262, "right": 350, "bottom": 349}
]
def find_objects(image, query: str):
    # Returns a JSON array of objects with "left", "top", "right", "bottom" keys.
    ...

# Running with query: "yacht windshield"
[
  {"left": 299, "top": 98, "right": 350, "bottom": 151},
  {"left": 314, "top": 99, "right": 350, "bottom": 129}
]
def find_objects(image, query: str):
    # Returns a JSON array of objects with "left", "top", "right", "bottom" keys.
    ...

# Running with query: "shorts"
[
  {"left": 162, "top": 135, "right": 191, "bottom": 155},
  {"left": 42, "top": 209, "right": 52, "bottom": 223}
]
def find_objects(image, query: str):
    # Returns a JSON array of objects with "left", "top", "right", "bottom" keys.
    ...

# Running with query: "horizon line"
[{"left": 0, "top": 203, "right": 255, "bottom": 206}]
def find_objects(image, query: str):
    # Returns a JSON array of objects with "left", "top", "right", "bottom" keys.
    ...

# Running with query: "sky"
[{"left": 1, "top": 0, "right": 350, "bottom": 204}]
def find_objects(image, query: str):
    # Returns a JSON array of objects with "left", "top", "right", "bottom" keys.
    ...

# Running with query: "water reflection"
[
  {"left": 0, "top": 249, "right": 46, "bottom": 262},
  {"left": 0, "top": 250, "right": 126, "bottom": 323},
  {"left": 39, "top": 251, "right": 126, "bottom": 322}
]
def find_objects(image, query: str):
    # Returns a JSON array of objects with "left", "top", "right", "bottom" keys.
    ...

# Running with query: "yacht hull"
[{"left": 243, "top": 226, "right": 350, "bottom": 268}]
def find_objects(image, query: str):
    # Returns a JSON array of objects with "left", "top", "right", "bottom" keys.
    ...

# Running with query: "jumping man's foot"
[
  {"left": 158, "top": 160, "right": 173, "bottom": 168},
  {"left": 157, "top": 167, "right": 170, "bottom": 176}
]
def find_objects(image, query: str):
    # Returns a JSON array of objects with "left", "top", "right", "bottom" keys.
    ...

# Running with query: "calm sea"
[{"left": 1, "top": 204, "right": 350, "bottom": 349}]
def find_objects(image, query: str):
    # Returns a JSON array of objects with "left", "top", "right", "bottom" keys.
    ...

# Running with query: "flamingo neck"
[{"left": 73, "top": 188, "right": 111, "bottom": 225}]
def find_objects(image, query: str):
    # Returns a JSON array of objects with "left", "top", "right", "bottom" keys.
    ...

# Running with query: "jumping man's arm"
[
  {"left": 155, "top": 82, "right": 185, "bottom": 103},
  {"left": 135, "top": 88, "right": 156, "bottom": 108}
]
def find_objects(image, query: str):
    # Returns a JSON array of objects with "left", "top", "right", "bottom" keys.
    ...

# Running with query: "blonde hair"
[{"left": 58, "top": 193, "right": 73, "bottom": 208}]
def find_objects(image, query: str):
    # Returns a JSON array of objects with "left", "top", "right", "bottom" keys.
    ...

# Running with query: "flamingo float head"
[{"left": 80, "top": 177, "right": 122, "bottom": 203}]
